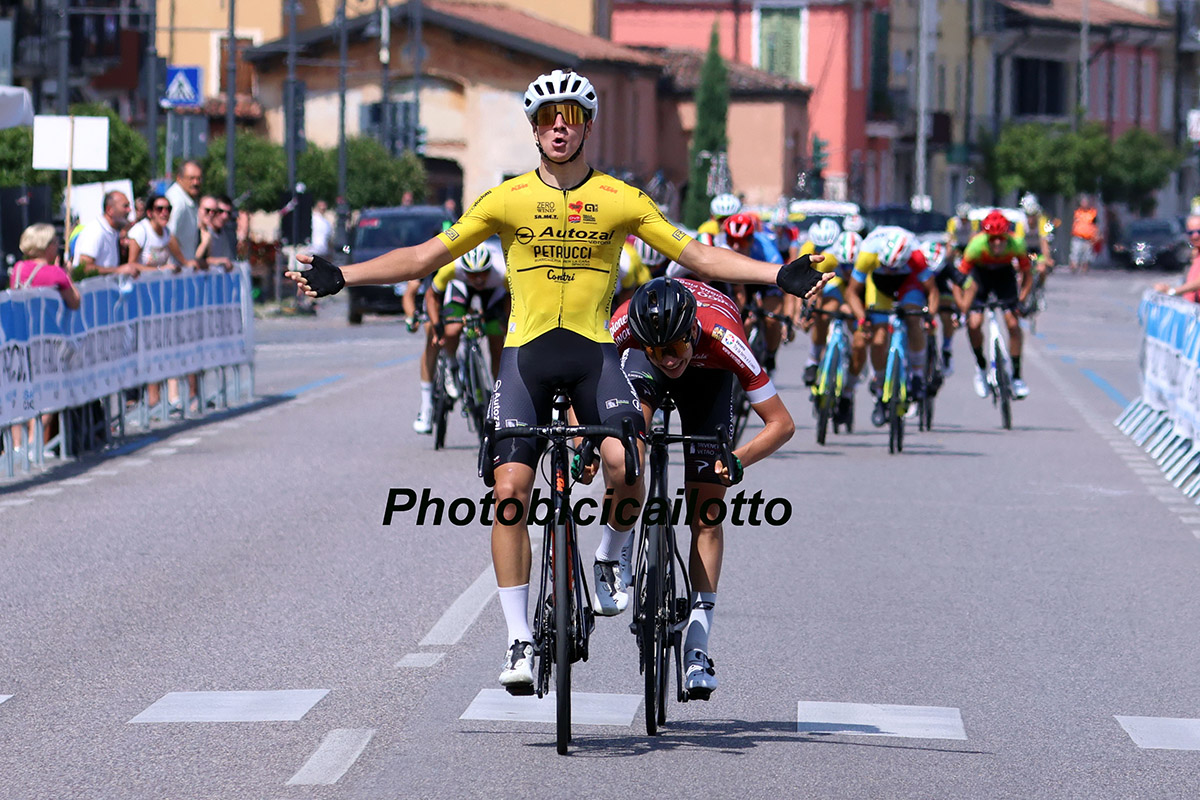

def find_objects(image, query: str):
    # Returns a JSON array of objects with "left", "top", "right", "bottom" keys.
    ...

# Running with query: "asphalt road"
[{"left": 2, "top": 267, "right": 1198, "bottom": 799}]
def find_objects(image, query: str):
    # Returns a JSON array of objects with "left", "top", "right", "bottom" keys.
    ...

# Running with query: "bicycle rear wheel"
[
  {"left": 554, "top": 515, "right": 572, "bottom": 754},
  {"left": 464, "top": 346, "right": 491, "bottom": 440},
  {"left": 995, "top": 343, "right": 1013, "bottom": 431}
]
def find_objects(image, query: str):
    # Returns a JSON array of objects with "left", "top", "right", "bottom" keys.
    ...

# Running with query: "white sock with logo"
[
  {"left": 498, "top": 584, "right": 533, "bottom": 644},
  {"left": 595, "top": 523, "right": 633, "bottom": 565},
  {"left": 683, "top": 591, "right": 716, "bottom": 655},
  {"left": 419, "top": 381, "right": 433, "bottom": 415}
]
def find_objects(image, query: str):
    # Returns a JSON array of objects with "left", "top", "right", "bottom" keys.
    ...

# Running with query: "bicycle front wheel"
[
  {"left": 638, "top": 524, "right": 665, "bottom": 736},
  {"left": 432, "top": 355, "right": 450, "bottom": 450},
  {"left": 995, "top": 343, "right": 1013, "bottom": 431},
  {"left": 554, "top": 517, "right": 572, "bottom": 754},
  {"left": 888, "top": 390, "right": 904, "bottom": 454}
]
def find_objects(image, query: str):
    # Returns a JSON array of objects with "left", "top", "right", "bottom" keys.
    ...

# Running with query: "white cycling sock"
[
  {"left": 683, "top": 592, "right": 716, "bottom": 655},
  {"left": 498, "top": 584, "right": 533, "bottom": 643},
  {"left": 419, "top": 381, "right": 433, "bottom": 414},
  {"left": 595, "top": 523, "right": 633, "bottom": 564}
]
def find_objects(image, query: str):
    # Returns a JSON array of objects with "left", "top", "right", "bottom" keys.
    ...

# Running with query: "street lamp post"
[
  {"left": 285, "top": 0, "right": 299, "bottom": 249},
  {"left": 337, "top": 0, "right": 349, "bottom": 251},
  {"left": 56, "top": 0, "right": 69, "bottom": 114},
  {"left": 378, "top": 0, "right": 391, "bottom": 156},
  {"left": 146, "top": 0, "right": 158, "bottom": 179},
  {"left": 226, "top": 0, "right": 237, "bottom": 200}
]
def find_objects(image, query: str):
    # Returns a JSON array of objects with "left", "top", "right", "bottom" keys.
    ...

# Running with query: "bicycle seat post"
[{"left": 551, "top": 390, "right": 570, "bottom": 424}]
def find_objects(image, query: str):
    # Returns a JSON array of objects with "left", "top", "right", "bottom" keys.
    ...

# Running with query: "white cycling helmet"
[
  {"left": 918, "top": 240, "right": 948, "bottom": 273},
  {"left": 1020, "top": 193, "right": 1041, "bottom": 215},
  {"left": 842, "top": 214, "right": 866, "bottom": 233},
  {"left": 808, "top": 218, "right": 842, "bottom": 248},
  {"left": 827, "top": 231, "right": 863, "bottom": 265},
  {"left": 523, "top": 69, "right": 598, "bottom": 121},
  {"left": 955, "top": 202, "right": 972, "bottom": 218},
  {"left": 878, "top": 230, "right": 915, "bottom": 272},
  {"left": 459, "top": 244, "right": 493, "bottom": 273},
  {"left": 710, "top": 193, "right": 742, "bottom": 218}
]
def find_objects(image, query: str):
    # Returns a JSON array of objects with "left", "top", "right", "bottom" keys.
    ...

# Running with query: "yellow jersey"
[{"left": 436, "top": 169, "right": 692, "bottom": 347}]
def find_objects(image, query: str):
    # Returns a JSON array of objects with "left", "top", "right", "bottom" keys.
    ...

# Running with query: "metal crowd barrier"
[
  {"left": 1114, "top": 291, "right": 1200, "bottom": 501},
  {"left": 1, "top": 264, "right": 256, "bottom": 480}
]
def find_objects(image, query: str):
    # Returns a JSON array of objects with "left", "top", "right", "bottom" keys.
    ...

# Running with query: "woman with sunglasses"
[
  {"left": 127, "top": 194, "right": 198, "bottom": 271},
  {"left": 583, "top": 277, "right": 793, "bottom": 699},
  {"left": 287, "top": 69, "right": 826, "bottom": 694}
]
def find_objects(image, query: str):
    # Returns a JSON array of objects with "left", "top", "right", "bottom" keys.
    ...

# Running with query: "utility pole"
[
  {"left": 147, "top": 0, "right": 158, "bottom": 179},
  {"left": 286, "top": 0, "right": 299, "bottom": 249},
  {"left": 409, "top": 0, "right": 422, "bottom": 153},
  {"left": 914, "top": 0, "right": 931, "bottom": 209},
  {"left": 56, "top": 0, "right": 69, "bottom": 114},
  {"left": 226, "top": 0, "right": 237, "bottom": 200},
  {"left": 378, "top": 0, "right": 391, "bottom": 156},
  {"left": 1079, "top": 0, "right": 1090, "bottom": 129},
  {"left": 337, "top": 0, "right": 348, "bottom": 248}
]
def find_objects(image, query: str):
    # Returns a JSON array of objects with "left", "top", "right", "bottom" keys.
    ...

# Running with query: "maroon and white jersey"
[{"left": 611, "top": 278, "right": 777, "bottom": 404}]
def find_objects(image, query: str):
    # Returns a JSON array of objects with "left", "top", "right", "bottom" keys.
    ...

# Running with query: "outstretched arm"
[{"left": 288, "top": 237, "right": 455, "bottom": 297}]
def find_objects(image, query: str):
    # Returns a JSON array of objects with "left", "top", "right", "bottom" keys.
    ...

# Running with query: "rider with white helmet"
[{"left": 698, "top": 192, "right": 745, "bottom": 243}]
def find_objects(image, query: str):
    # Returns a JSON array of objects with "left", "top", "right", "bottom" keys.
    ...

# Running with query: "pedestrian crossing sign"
[{"left": 163, "top": 66, "right": 202, "bottom": 109}]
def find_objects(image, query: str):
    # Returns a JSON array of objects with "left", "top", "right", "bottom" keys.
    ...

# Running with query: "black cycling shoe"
[
  {"left": 835, "top": 395, "right": 853, "bottom": 426},
  {"left": 803, "top": 364, "right": 818, "bottom": 386}
]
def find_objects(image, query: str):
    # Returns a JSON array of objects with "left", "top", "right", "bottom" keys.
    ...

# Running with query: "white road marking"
[
  {"left": 286, "top": 728, "right": 375, "bottom": 786},
  {"left": 122, "top": 458, "right": 150, "bottom": 468},
  {"left": 173, "top": 438, "right": 200, "bottom": 446},
  {"left": 419, "top": 565, "right": 498, "bottom": 647},
  {"left": 128, "top": 689, "right": 329, "bottom": 723},
  {"left": 0, "top": 694, "right": 11, "bottom": 705},
  {"left": 1177, "top": 516, "right": 1200, "bottom": 524},
  {"left": 796, "top": 701, "right": 967, "bottom": 741},
  {"left": 1116, "top": 715, "right": 1200, "bottom": 750},
  {"left": 396, "top": 652, "right": 445, "bottom": 668},
  {"left": 150, "top": 448, "right": 178, "bottom": 457},
  {"left": 461, "top": 689, "right": 642, "bottom": 726},
  {"left": 28, "top": 487, "right": 62, "bottom": 497},
  {"left": 0, "top": 498, "right": 33, "bottom": 507},
  {"left": 92, "top": 469, "right": 119, "bottom": 476},
  {"left": 60, "top": 477, "right": 93, "bottom": 486}
]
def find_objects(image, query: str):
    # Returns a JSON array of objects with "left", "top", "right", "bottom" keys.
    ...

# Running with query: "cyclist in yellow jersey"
[{"left": 287, "top": 69, "right": 828, "bottom": 694}]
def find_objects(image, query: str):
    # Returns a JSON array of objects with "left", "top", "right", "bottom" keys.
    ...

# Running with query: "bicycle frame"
[
  {"left": 985, "top": 306, "right": 1011, "bottom": 396},
  {"left": 881, "top": 316, "right": 910, "bottom": 408}
]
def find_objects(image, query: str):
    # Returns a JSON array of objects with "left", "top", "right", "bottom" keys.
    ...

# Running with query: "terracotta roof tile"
[
  {"left": 998, "top": 0, "right": 1169, "bottom": 29},
  {"left": 638, "top": 47, "right": 811, "bottom": 94},
  {"left": 422, "top": 1, "right": 665, "bottom": 66}
]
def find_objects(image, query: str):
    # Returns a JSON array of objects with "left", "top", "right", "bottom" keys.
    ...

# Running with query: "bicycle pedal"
[
  {"left": 686, "top": 687, "right": 713, "bottom": 701},
  {"left": 504, "top": 683, "right": 536, "bottom": 697}
]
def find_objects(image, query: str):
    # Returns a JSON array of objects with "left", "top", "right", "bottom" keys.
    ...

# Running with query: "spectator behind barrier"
[
  {"left": 167, "top": 159, "right": 203, "bottom": 260},
  {"left": 196, "top": 194, "right": 237, "bottom": 271},
  {"left": 128, "top": 193, "right": 198, "bottom": 272},
  {"left": 1154, "top": 213, "right": 1200, "bottom": 302},
  {"left": 72, "top": 191, "right": 138, "bottom": 278}
]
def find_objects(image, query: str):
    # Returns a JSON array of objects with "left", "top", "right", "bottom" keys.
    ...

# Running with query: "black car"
[
  {"left": 1112, "top": 217, "right": 1190, "bottom": 271},
  {"left": 346, "top": 205, "right": 452, "bottom": 324}
]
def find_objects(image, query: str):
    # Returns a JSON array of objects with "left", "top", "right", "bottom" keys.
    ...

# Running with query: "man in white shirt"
[
  {"left": 166, "top": 159, "right": 203, "bottom": 259},
  {"left": 310, "top": 199, "right": 332, "bottom": 257},
  {"left": 73, "top": 191, "right": 137, "bottom": 276}
]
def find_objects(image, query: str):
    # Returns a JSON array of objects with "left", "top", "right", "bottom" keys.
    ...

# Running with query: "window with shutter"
[
  {"left": 220, "top": 37, "right": 255, "bottom": 96},
  {"left": 759, "top": 7, "right": 801, "bottom": 81}
]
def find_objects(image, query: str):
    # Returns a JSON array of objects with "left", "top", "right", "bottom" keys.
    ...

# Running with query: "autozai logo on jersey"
[
  {"left": 514, "top": 227, "right": 536, "bottom": 245},
  {"left": 537, "top": 226, "right": 614, "bottom": 242}
]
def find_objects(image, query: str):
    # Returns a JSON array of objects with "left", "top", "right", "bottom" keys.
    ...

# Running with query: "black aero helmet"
[{"left": 627, "top": 278, "right": 697, "bottom": 347}]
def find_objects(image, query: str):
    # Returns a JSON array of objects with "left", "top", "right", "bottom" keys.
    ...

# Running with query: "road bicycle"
[
  {"left": 876, "top": 306, "right": 929, "bottom": 454},
  {"left": 733, "top": 295, "right": 792, "bottom": 445},
  {"left": 918, "top": 316, "right": 943, "bottom": 432},
  {"left": 1021, "top": 259, "right": 1051, "bottom": 334},
  {"left": 481, "top": 397, "right": 638, "bottom": 755},
  {"left": 631, "top": 392, "right": 733, "bottom": 735},
  {"left": 980, "top": 300, "right": 1015, "bottom": 430},
  {"left": 806, "top": 306, "right": 856, "bottom": 445},
  {"left": 431, "top": 312, "right": 493, "bottom": 449}
]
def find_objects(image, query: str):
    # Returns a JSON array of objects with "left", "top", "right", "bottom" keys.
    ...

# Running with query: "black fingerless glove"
[
  {"left": 777, "top": 254, "right": 824, "bottom": 298},
  {"left": 303, "top": 255, "right": 346, "bottom": 297}
]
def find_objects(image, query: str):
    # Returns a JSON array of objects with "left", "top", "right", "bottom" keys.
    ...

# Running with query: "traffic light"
[{"left": 811, "top": 135, "right": 828, "bottom": 173}]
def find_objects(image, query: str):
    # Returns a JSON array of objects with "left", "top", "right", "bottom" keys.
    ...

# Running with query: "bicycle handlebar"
[{"left": 479, "top": 417, "right": 640, "bottom": 488}]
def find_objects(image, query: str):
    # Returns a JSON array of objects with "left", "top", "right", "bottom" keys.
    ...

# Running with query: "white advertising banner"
[{"left": 0, "top": 267, "right": 254, "bottom": 426}]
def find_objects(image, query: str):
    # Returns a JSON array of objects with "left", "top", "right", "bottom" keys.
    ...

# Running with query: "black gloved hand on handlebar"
[
  {"left": 301, "top": 255, "right": 346, "bottom": 297},
  {"left": 776, "top": 254, "right": 824, "bottom": 298}
]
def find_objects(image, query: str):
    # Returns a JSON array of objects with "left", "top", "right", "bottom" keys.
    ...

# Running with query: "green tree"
[
  {"left": 201, "top": 133, "right": 288, "bottom": 211},
  {"left": 1102, "top": 128, "right": 1181, "bottom": 215},
  {"left": 297, "top": 145, "right": 337, "bottom": 205},
  {"left": 683, "top": 24, "right": 730, "bottom": 228},
  {"left": 344, "top": 137, "right": 426, "bottom": 208}
]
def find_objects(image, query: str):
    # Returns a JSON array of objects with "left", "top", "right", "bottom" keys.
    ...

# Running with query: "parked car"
[
  {"left": 1111, "top": 217, "right": 1191, "bottom": 271},
  {"left": 346, "top": 205, "right": 452, "bottom": 324},
  {"left": 866, "top": 205, "right": 950, "bottom": 244}
]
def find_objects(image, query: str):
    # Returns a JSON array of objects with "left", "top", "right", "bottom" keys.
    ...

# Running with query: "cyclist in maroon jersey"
[{"left": 580, "top": 277, "right": 795, "bottom": 700}]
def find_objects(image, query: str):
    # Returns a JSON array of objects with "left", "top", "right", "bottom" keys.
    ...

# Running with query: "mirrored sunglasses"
[
  {"left": 646, "top": 338, "right": 691, "bottom": 362},
  {"left": 153, "top": 204, "right": 172, "bottom": 213},
  {"left": 535, "top": 102, "right": 587, "bottom": 127}
]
